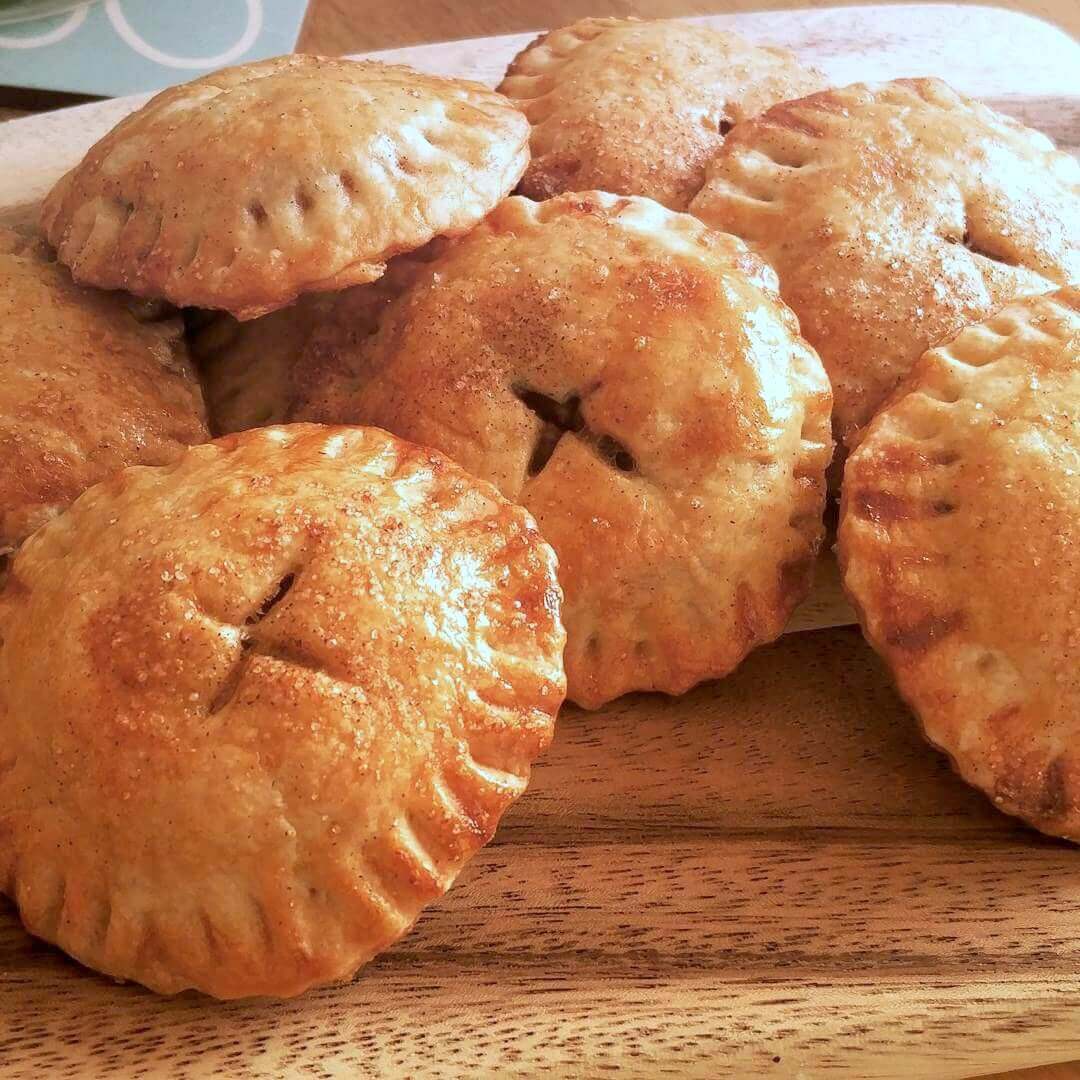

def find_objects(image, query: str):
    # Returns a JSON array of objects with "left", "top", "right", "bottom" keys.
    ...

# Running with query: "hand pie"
[
  {"left": 690, "top": 78, "right": 1080, "bottom": 447},
  {"left": 839, "top": 288, "right": 1080, "bottom": 839},
  {"left": 295, "top": 193, "right": 833, "bottom": 709},
  {"left": 498, "top": 17, "right": 825, "bottom": 211},
  {"left": 191, "top": 294, "right": 334, "bottom": 435},
  {"left": 195, "top": 253, "right": 422, "bottom": 435},
  {"left": 0, "top": 424, "right": 565, "bottom": 998},
  {"left": 41, "top": 56, "right": 530, "bottom": 319},
  {"left": 0, "top": 229, "right": 207, "bottom": 559}
]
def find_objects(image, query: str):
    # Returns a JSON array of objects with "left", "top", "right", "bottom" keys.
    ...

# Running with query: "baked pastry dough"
[
  {"left": 0, "top": 229, "right": 207, "bottom": 558},
  {"left": 296, "top": 193, "right": 832, "bottom": 708},
  {"left": 839, "top": 288, "right": 1080, "bottom": 839},
  {"left": 197, "top": 251, "right": 422, "bottom": 435},
  {"left": 41, "top": 56, "right": 530, "bottom": 319},
  {"left": 191, "top": 294, "right": 333, "bottom": 435},
  {"left": 0, "top": 225, "right": 46, "bottom": 259},
  {"left": 0, "top": 423, "right": 565, "bottom": 998},
  {"left": 498, "top": 17, "right": 825, "bottom": 211},
  {"left": 690, "top": 78, "right": 1080, "bottom": 446}
]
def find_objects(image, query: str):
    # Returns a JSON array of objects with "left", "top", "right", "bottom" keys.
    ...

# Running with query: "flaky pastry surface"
[
  {"left": 41, "top": 56, "right": 530, "bottom": 318},
  {"left": 296, "top": 193, "right": 832, "bottom": 708},
  {"left": 192, "top": 294, "right": 334, "bottom": 435},
  {"left": 0, "top": 424, "right": 565, "bottom": 997},
  {"left": 499, "top": 17, "right": 825, "bottom": 211},
  {"left": 0, "top": 233, "right": 207, "bottom": 554},
  {"left": 690, "top": 78, "right": 1080, "bottom": 445},
  {"left": 839, "top": 288, "right": 1080, "bottom": 838}
]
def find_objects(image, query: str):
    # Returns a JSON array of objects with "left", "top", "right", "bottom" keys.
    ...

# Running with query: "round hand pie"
[
  {"left": 839, "top": 288, "right": 1080, "bottom": 839},
  {"left": 41, "top": 56, "right": 530, "bottom": 319},
  {"left": 295, "top": 193, "right": 833, "bottom": 709},
  {"left": 0, "top": 228, "right": 207, "bottom": 560},
  {"left": 690, "top": 77, "right": 1080, "bottom": 447},
  {"left": 498, "top": 17, "right": 825, "bottom": 211},
  {"left": 0, "top": 424, "right": 565, "bottom": 998}
]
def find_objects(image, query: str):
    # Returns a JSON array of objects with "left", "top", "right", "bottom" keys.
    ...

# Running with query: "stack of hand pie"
[{"left": 0, "top": 22, "right": 1077, "bottom": 1000}]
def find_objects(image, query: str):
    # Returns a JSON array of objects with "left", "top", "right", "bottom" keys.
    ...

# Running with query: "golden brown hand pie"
[
  {"left": 296, "top": 193, "right": 833, "bottom": 709},
  {"left": 0, "top": 423, "right": 565, "bottom": 998},
  {"left": 690, "top": 78, "right": 1080, "bottom": 447},
  {"left": 0, "top": 231, "right": 207, "bottom": 558},
  {"left": 498, "top": 17, "right": 826, "bottom": 211},
  {"left": 191, "top": 294, "right": 334, "bottom": 435},
  {"left": 41, "top": 56, "right": 530, "bottom": 319},
  {"left": 839, "top": 288, "right": 1080, "bottom": 839}
]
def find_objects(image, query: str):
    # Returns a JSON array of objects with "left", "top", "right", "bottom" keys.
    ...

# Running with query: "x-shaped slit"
[
  {"left": 513, "top": 386, "right": 637, "bottom": 478},
  {"left": 208, "top": 571, "right": 297, "bottom": 714},
  {"left": 944, "top": 213, "right": 1016, "bottom": 267}
]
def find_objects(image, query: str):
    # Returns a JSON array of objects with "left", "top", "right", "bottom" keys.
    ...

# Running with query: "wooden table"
[{"left": 1, "top": 2, "right": 1078, "bottom": 1077}]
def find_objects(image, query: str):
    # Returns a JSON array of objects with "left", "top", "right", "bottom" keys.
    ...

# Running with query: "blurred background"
[
  {"left": 0, "top": 1, "right": 307, "bottom": 99},
  {"left": 0, "top": 0, "right": 1075, "bottom": 108},
  {"left": 302, "top": 0, "right": 1077, "bottom": 49}
]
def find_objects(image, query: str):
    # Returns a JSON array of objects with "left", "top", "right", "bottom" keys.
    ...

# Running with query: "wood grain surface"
[
  {"left": 1, "top": 5, "right": 1079, "bottom": 1078},
  {"left": 3, "top": 629, "right": 1080, "bottom": 1077}
]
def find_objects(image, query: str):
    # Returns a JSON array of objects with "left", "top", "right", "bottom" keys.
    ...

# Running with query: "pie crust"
[
  {"left": 690, "top": 78, "right": 1080, "bottom": 446},
  {"left": 191, "top": 294, "right": 334, "bottom": 435},
  {"left": 41, "top": 56, "right": 530, "bottom": 319},
  {"left": 499, "top": 17, "right": 825, "bottom": 211},
  {"left": 0, "top": 229, "right": 207, "bottom": 554},
  {"left": 0, "top": 423, "right": 565, "bottom": 997},
  {"left": 839, "top": 288, "right": 1080, "bottom": 838},
  {"left": 296, "top": 193, "right": 832, "bottom": 708}
]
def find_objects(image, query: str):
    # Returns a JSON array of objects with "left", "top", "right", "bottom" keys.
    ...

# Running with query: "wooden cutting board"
[{"left": 1, "top": 6, "right": 1079, "bottom": 1077}]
